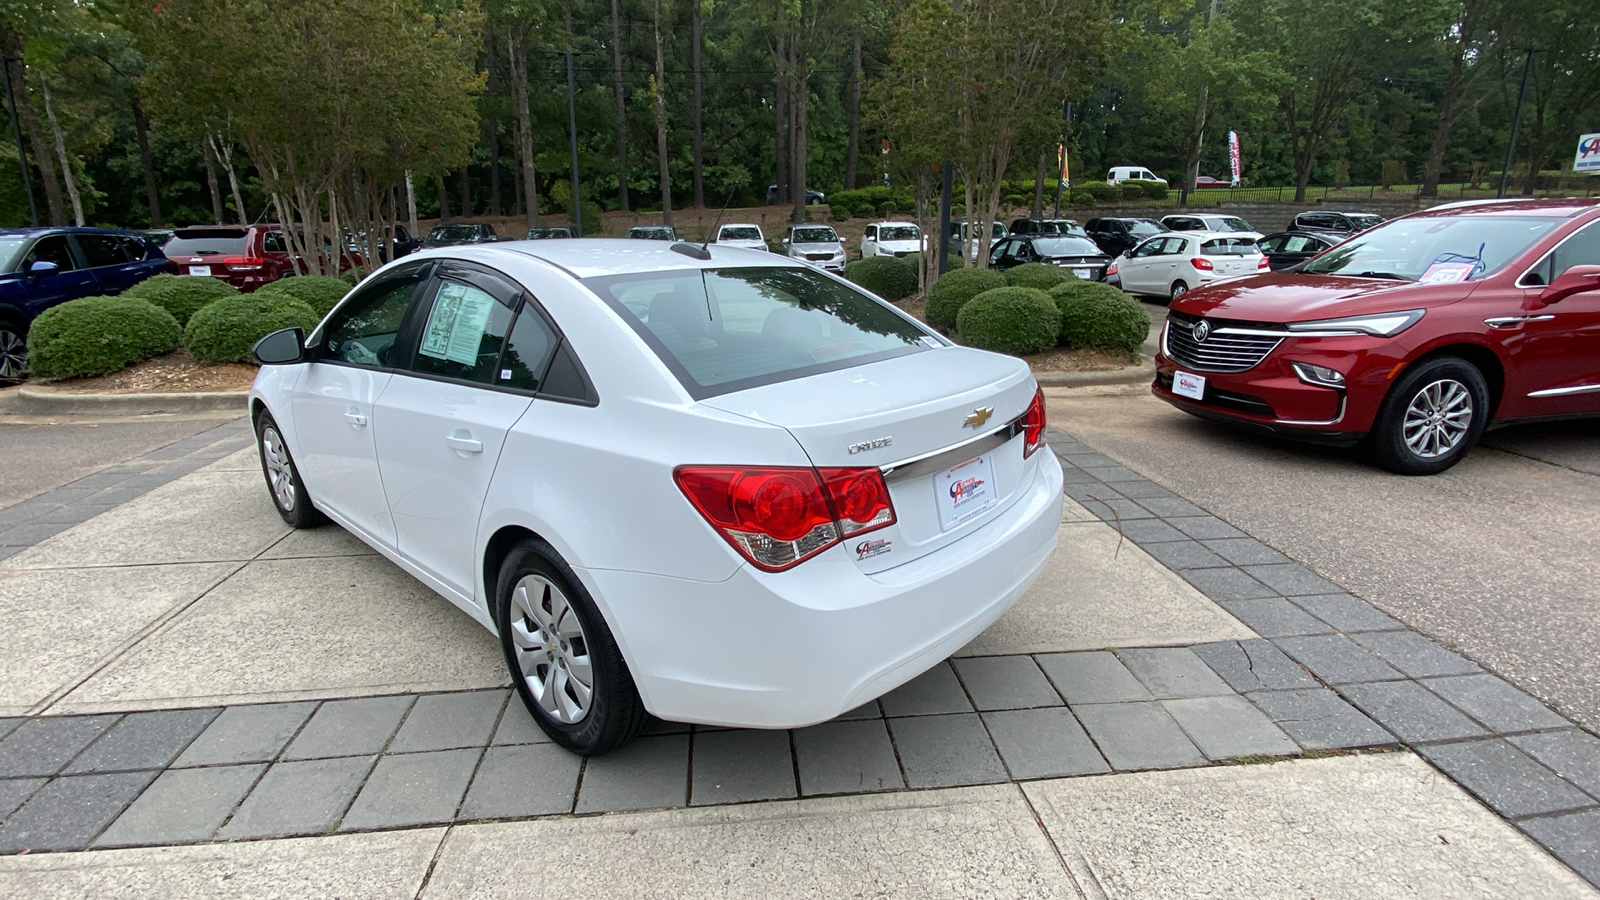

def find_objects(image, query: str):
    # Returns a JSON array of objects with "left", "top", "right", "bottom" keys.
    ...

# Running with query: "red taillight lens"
[
  {"left": 1022, "top": 386, "right": 1047, "bottom": 458},
  {"left": 675, "top": 465, "right": 896, "bottom": 571},
  {"left": 1104, "top": 261, "right": 1119, "bottom": 276},
  {"left": 1190, "top": 257, "right": 1214, "bottom": 271},
  {"left": 1256, "top": 256, "right": 1271, "bottom": 270},
  {"left": 222, "top": 256, "right": 265, "bottom": 271}
]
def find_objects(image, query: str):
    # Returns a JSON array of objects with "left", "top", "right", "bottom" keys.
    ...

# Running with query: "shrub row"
[
  {"left": 933, "top": 265, "right": 1148, "bottom": 358},
  {"left": 843, "top": 255, "right": 918, "bottom": 301},
  {"left": 27, "top": 297, "right": 182, "bottom": 380}
]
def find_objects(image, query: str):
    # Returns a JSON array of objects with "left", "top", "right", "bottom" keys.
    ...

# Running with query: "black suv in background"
[
  {"left": 423, "top": 222, "right": 500, "bottom": 248},
  {"left": 1287, "top": 210, "right": 1385, "bottom": 238},
  {"left": 1085, "top": 217, "right": 1164, "bottom": 257}
]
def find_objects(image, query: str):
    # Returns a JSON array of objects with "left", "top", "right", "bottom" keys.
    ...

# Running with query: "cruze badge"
[
  {"left": 963, "top": 407, "right": 995, "bottom": 428},
  {"left": 1192, "top": 320, "right": 1211, "bottom": 343},
  {"left": 848, "top": 436, "right": 893, "bottom": 454}
]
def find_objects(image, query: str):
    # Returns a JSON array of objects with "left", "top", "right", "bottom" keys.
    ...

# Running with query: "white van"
[{"left": 1106, "top": 166, "right": 1167, "bottom": 186}]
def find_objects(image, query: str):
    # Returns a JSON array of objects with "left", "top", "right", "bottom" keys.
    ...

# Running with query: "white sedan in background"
[
  {"left": 248, "top": 241, "right": 1063, "bottom": 756},
  {"left": 1106, "top": 231, "right": 1268, "bottom": 300},
  {"left": 713, "top": 223, "right": 768, "bottom": 251}
]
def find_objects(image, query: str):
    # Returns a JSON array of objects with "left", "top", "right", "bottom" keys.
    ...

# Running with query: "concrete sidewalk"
[{"left": 0, "top": 416, "right": 1595, "bottom": 897}]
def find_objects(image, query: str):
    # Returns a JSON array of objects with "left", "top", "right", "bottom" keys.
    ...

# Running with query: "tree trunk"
[
  {"left": 7, "top": 55, "right": 65, "bottom": 225},
  {"left": 844, "top": 28, "right": 861, "bottom": 191},
  {"left": 39, "top": 76, "right": 83, "bottom": 226},
  {"left": 1421, "top": 49, "right": 1466, "bottom": 198},
  {"left": 202, "top": 136, "right": 225, "bottom": 224},
  {"left": 790, "top": 36, "right": 805, "bottom": 225},
  {"left": 652, "top": 0, "right": 672, "bottom": 226},
  {"left": 459, "top": 167, "right": 471, "bottom": 218},
  {"left": 1032, "top": 150, "right": 1046, "bottom": 219},
  {"left": 486, "top": 34, "right": 502, "bottom": 216},
  {"left": 509, "top": 32, "right": 539, "bottom": 227},
  {"left": 773, "top": 31, "right": 787, "bottom": 206},
  {"left": 405, "top": 170, "right": 418, "bottom": 238},
  {"left": 130, "top": 97, "right": 162, "bottom": 227},
  {"left": 610, "top": 0, "right": 631, "bottom": 211},
  {"left": 436, "top": 172, "right": 451, "bottom": 220},
  {"left": 214, "top": 137, "right": 247, "bottom": 224},
  {"left": 691, "top": 0, "right": 704, "bottom": 209}
]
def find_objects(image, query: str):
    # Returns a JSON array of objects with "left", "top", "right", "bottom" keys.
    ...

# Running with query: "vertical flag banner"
[
  {"left": 1058, "top": 143, "right": 1071, "bottom": 186},
  {"left": 1228, "top": 131, "right": 1241, "bottom": 186}
]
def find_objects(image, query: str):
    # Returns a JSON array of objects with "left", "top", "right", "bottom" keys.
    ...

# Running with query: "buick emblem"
[{"left": 1192, "top": 320, "right": 1211, "bottom": 343}]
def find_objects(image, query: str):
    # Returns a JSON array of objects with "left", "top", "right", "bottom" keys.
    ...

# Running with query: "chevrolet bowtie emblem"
[{"left": 963, "top": 407, "right": 994, "bottom": 428}]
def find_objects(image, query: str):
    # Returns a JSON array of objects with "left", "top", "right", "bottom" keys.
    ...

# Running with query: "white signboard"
[{"left": 1576, "top": 133, "right": 1600, "bottom": 175}]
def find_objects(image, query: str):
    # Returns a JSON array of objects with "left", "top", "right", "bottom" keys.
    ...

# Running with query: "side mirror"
[
  {"left": 252, "top": 327, "right": 306, "bottom": 365},
  {"left": 28, "top": 260, "right": 59, "bottom": 277},
  {"left": 1538, "top": 265, "right": 1600, "bottom": 306}
]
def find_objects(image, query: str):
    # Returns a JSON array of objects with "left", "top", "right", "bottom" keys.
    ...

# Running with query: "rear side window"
[
  {"left": 77, "top": 234, "right": 131, "bottom": 267},
  {"left": 263, "top": 231, "right": 287, "bottom": 253},
  {"left": 587, "top": 266, "right": 931, "bottom": 398},
  {"left": 495, "top": 307, "right": 560, "bottom": 391}
]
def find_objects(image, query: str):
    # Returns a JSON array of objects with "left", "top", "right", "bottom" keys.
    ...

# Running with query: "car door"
[
  {"left": 289, "top": 261, "right": 434, "bottom": 548},
  {"left": 372, "top": 262, "right": 535, "bottom": 600},
  {"left": 1119, "top": 238, "right": 1164, "bottom": 294},
  {"left": 861, "top": 225, "right": 878, "bottom": 258},
  {"left": 16, "top": 234, "right": 96, "bottom": 318},
  {"left": 74, "top": 233, "right": 141, "bottom": 295},
  {"left": 262, "top": 229, "right": 295, "bottom": 279},
  {"left": 989, "top": 238, "right": 1017, "bottom": 270},
  {"left": 1509, "top": 220, "right": 1600, "bottom": 416}
]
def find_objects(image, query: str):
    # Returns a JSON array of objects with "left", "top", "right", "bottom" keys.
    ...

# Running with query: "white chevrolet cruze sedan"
[{"left": 248, "top": 240, "right": 1063, "bottom": 755}]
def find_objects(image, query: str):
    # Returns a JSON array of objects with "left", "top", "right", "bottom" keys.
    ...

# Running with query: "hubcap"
[
  {"left": 1171, "top": 283, "right": 1187, "bottom": 298},
  {"left": 0, "top": 328, "right": 26, "bottom": 380},
  {"left": 260, "top": 426, "right": 297, "bottom": 511},
  {"left": 1402, "top": 378, "right": 1473, "bottom": 459},
  {"left": 508, "top": 575, "right": 594, "bottom": 725}
]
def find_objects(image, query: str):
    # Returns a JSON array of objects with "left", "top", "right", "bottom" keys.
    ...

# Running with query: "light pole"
[
  {"left": 936, "top": 0, "right": 961, "bottom": 276},
  {"left": 1498, "top": 48, "right": 1539, "bottom": 199},
  {"left": 2, "top": 55, "right": 38, "bottom": 226},
  {"left": 566, "top": 48, "right": 583, "bottom": 235},
  {"left": 1054, "top": 100, "right": 1071, "bottom": 218}
]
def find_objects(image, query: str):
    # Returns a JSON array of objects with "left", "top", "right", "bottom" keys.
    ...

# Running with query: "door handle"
[
  {"left": 444, "top": 434, "right": 483, "bottom": 454},
  {"left": 343, "top": 410, "right": 368, "bottom": 426}
]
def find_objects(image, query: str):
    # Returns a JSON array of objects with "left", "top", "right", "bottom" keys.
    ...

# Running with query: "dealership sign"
[{"left": 1577, "top": 133, "right": 1600, "bottom": 174}]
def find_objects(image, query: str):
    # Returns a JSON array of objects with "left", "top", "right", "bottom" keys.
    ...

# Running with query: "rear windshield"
[
  {"left": 719, "top": 227, "right": 762, "bottom": 241},
  {"left": 1032, "top": 237, "right": 1104, "bottom": 257},
  {"left": 1127, "top": 220, "right": 1163, "bottom": 236},
  {"left": 166, "top": 230, "right": 248, "bottom": 255},
  {"left": 1301, "top": 215, "right": 1559, "bottom": 281},
  {"left": 586, "top": 266, "right": 931, "bottom": 398},
  {"left": 1347, "top": 214, "right": 1385, "bottom": 230},
  {"left": 1201, "top": 238, "right": 1260, "bottom": 256},
  {"left": 791, "top": 227, "right": 838, "bottom": 243},
  {"left": 1208, "top": 217, "right": 1253, "bottom": 232},
  {"left": 879, "top": 225, "right": 919, "bottom": 242}
]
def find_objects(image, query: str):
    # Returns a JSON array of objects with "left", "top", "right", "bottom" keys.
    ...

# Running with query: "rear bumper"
[{"left": 579, "top": 453, "right": 1064, "bottom": 728}]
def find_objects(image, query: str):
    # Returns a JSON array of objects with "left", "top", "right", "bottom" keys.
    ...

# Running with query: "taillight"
[
  {"left": 1022, "top": 386, "right": 1046, "bottom": 458},
  {"left": 1256, "top": 256, "right": 1271, "bottom": 270},
  {"left": 1104, "top": 261, "right": 1119, "bottom": 276},
  {"left": 1190, "top": 257, "right": 1214, "bottom": 271},
  {"left": 223, "top": 256, "right": 265, "bottom": 271},
  {"left": 675, "top": 465, "right": 896, "bottom": 571}
]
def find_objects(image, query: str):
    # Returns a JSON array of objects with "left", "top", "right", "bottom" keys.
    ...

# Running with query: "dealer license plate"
[
  {"left": 1072, "top": 268, "right": 1093, "bottom": 279},
  {"left": 188, "top": 266, "right": 212, "bottom": 277},
  {"left": 1173, "top": 370, "right": 1206, "bottom": 400},
  {"left": 936, "top": 454, "right": 998, "bottom": 532}
]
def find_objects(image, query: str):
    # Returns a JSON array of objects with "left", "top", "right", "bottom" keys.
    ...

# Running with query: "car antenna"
[{"left": 671, "top": 187, "right": 737, "bottom": 261}]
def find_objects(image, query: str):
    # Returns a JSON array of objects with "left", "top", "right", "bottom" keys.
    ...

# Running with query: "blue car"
[{"left": 0, "top": 227, "right": 170, "bottom": 379}]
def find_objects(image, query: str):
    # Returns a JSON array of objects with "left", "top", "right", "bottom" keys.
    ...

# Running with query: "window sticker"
[
  {"left": 419, "top": 281, "right": 496, "bottom": 366},
  {"left": 1419, "top": 262, "right": 1475, "bottom": 284}
]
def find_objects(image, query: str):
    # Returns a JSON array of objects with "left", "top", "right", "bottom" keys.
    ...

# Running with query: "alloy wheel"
[
  {"left": 508, "top": 574, "right": 595, "bottom": 724},
  {"left": 0, "top": 328, "right": 26, "bottom": 380},
  {"left": 260, "top": 425, "right": 297, "bottom": 511},
  {"left": 1402, "top": 378, "right": 1473, "bottom": 459}
]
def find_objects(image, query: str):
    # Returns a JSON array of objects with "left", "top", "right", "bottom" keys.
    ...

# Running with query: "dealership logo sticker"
[
  {"left": 1575, "top": 133, "right": 1600, "bottom": 174},
  {"left": 855, "top": 538, "right": 892, "bottom": 560}
]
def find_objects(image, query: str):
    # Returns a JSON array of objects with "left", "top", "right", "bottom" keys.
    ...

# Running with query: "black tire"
[
  {"left": 254, "top": 411, "right": 327, "bottom": 527},
  {"left": 495, "top": 538, "right": 647, "bottom": 756},
  {"left": 0, "top": 317, "right": 28, "bottom": 382},
  {"left": 1364, "top": 356, "right": 1490, "bottom": 475},
  {"left": 1169, "top": 280, "right": 1189, "bottom": 301}
]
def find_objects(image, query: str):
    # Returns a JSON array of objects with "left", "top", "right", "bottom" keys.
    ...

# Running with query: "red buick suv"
[{"left": 1153, "top": 198, "right": 1600, "bottom": 474}]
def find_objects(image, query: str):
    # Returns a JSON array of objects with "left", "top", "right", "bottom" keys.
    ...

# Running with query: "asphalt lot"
[{"left": 1046, "top": 384, "right": 1600, "bottom": 732}]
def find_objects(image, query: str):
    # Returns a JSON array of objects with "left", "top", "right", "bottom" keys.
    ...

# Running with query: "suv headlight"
[{"left": 1285, "top": 309, "right": 1424, "bottom": 338}]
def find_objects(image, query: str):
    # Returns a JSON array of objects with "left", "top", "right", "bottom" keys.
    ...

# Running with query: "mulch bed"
[{"left": 41, "top": 350, "right": 257, "bottom": 394}]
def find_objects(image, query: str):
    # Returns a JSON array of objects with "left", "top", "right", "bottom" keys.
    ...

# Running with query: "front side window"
[
  {"left": 320, "top": 267, "right": 429, "bottom": 367},
  {"left": 23, "top": 235, "right": 76, "bottom": 271},
  {"left": 410, "top": 278, "right": 516, "bottom": 384},
  {"left": 1302, "top": 214, "right": 1562, "bottom": 282},
  {"left": 864, "top": 226, "right": 877, "bottom": 240},
  {"left": 1258, "top": 235, "right": 1286, "bottom": 253},
  {"left": 1130, "top": 239, "right": 1163, "bottom": 258},
  {"left": 1523, "top": 221, "right": 1600, "bottom": 286},
  {"left": 587, "top": 266, "right": 931, "bottom": 397}
]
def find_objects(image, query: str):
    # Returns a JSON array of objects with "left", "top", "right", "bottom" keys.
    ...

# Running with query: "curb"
[
  {"left": 15, "top": 384, "right": 249, "bottom": 416},
  {"left": 1034, "top": 358, "right": 1155, "bottom": 387}
]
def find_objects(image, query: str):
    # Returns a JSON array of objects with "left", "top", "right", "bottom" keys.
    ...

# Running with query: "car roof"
[
  {"left": 0, "top": 226, "right": 150, "bottom": 237},
  {"left": 717, "top": 223, "right": 761, "bottom": 230},
  {"left": 1407, "top": 197, "right": 1600, "bottom": 218},
  {"left": 475, "top": 238, "right": 807, "bottom": 279},
  {"left": 868, "top": 220, "right": 918, "bottom": 227}
]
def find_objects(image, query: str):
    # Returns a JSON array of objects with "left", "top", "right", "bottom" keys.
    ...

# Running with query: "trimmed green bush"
[
  {"left": 844, "top": 255, "right": 918, "bottom": 301},
  {"left": 1069, "top": 191, "right": 1097, "bottom": 207},
  {"left": 340, "top": 270, "right": 363, "bottom": 287},
  {"left": 1049, "top": 280, "right": 1151, "bottom": 357},
  {"left": 569, "top": 199, "right": 604, "bottom": 236},
  {"left": 955, "top": 287, "right": 1060, "bottom": 355},
  {"left": 27, "top": 295, "right": 181, "bottom": 380},
  {"left": 183, "top": 293, "right": 321, "bottom": 364},
  {"left": 254, "top": 276, "right": 349, "bottom": 318},
  {"left": 925, "top": 267, "right": 1005, "bottom": 330},
  {"left": 901, "top": 251, "right": 965, "bottom": 275},
  {"left": 1004, "top": 262, "right": 1075, "bottom": 291},
  {"left": 1122, "top": 179, "right": 1169, "bottom": 200},
  {"left": 123, "top": 274, "right": 239, "bottom": 326}
]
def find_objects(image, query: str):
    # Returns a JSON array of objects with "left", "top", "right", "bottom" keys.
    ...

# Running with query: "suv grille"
[{"left": 1165, "top": 311, "right": 1284, "bottom": 373}]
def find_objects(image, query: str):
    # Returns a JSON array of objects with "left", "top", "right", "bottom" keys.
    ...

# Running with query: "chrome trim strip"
[
  {"left": 1528, "top": 383, "right": 1600, "bottom": 398},
  {"left": 1484, "top": 316, "right": 1524, "bottom": 328},
  {"left": 1213, "top": 326, "right": 1293, "bottom": 337},
  {"left": 1276, "top": 396, "right": 1348, "bottom": 427},
  {"left": 880, "top": 417, "right": 1024, "bottom": 482}
]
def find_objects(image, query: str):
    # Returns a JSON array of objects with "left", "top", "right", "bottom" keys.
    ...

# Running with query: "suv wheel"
[
  {"left": 1365, "top": 356, "right": 1490, "bottom": 475},
  {"left": 0, "top": 320, "right": 27, "bottom": 381}
]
